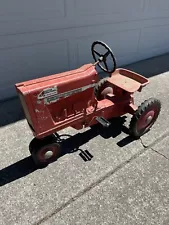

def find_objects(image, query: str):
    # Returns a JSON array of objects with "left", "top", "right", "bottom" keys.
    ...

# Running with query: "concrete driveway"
[{"left": 0, "top": 54, "right": 169, "bottom": 225}]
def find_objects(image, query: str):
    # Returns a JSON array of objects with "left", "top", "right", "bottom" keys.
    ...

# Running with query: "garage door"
[{"left": 1, "top": 0, "right": 169, "bottom": 100}]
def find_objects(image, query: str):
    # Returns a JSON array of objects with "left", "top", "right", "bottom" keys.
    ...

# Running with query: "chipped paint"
[{"left": 35, "top": 109, "right": 41, "bottom": 113}]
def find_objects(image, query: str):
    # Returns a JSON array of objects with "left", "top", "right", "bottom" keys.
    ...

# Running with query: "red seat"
[{"left": 107, "top": 68, "right": 149, "bottom": 93}]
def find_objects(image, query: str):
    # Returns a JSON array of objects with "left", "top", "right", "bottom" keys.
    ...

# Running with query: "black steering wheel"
[{"left": 91, "top": 40, "right": 117, "bottom": 74}]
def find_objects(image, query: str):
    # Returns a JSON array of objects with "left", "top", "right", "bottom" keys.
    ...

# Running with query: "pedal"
[
  {"left": 96, "top": 117, "right": 111, "bottom": 127},
  {"left": 79, "top": 150, "right": 93, "bottom": 162}
]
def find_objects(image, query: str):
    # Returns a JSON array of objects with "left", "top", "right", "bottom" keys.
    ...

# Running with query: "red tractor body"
[
  {"left": 16, "top": 64, "right": 149, "bottom": 139},
  {"left": 16, "top": 64, "right": 98, "bottom": 138},
  {"left": 15, "top": 41, "right": 161, "bottom": 167}
]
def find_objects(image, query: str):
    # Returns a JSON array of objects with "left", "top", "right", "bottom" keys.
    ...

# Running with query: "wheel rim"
[
  {"left": 100, "top": 87, "right": 113, "bottom": 99},
  {"left": 37, "top": 145, "right": 60, "bottom": 163},
  {"left": 137, "top": 106, "right": 159, "bottom": 132}
]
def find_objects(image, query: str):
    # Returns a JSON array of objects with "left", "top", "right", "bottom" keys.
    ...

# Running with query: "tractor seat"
[{"left": 107, "top": 68, "right": 149, "bottom": 93}]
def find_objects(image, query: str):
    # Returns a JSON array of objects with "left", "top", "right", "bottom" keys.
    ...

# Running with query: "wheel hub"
[
  {"left": 137, "top": 110, "right": 155, "bottom": 130},
  {"left": 44, "top": 150, "right": 54, "bottom": 159},
  {"left": 146, "top": 115, "right": 153, "bottom": 124}
]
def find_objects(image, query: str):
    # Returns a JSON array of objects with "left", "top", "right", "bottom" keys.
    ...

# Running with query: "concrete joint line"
[{"left": 36, "top": 130, "right": 169, "bottom": 225}]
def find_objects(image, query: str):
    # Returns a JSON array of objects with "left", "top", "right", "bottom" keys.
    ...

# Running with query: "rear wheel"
[
  {"left": 129, "top": 98, "right": 161, "bottom": 138},
  {"left": 94, "top": 78, "right": 113, "bottom": 100},
  {"left": 29, "top": 135, "right": 61, "bottom": 167}
]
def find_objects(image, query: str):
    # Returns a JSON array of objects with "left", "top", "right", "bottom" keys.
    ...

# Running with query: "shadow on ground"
[
  {"left": 124, "top": 53, "right": 169, "bottom": 78},
  {"left": 0, "top": 117, "right": 135, "bottom": 187},
  {"left": 0, "top": 97, "right": 25, "bottom": 126},
  {"left": 99, "top": 53, "right": 169, "bottom": 79}
]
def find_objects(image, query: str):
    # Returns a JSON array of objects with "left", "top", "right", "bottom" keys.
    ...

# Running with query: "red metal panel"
[
  {"left": 15, "top": 63, "right": 144, "bottom": 140},
  {"left": 15, "top": 64, "right": 99, "bottom": 138}
]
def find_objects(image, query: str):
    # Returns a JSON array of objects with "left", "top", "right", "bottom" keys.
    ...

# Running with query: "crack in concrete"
[
  {"left": 150, "top": 147, "right": 169, "bottom": 161},
  {"left": 36, "top": 131, "right": 169, "bottom": 225},
  {"left": 140, "top": 137, "right": 147, "bottom": 148},
  {"left": 140, "top": 131, "right": 169, "bottom": 149}
]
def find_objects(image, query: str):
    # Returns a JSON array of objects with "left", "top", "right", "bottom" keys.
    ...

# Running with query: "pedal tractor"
[{"left": 15, "top": 41, "right": 161, "bottom": 166}]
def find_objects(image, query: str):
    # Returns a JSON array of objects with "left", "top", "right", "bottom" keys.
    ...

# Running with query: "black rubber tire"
[
  {"left": 94, "top": 78, "right": 112, "bottom": 100},
  {"left": 29, "top": 135, "right": 61, "bottom": 167},
  {"left": 129, "top": 98, "right": 161, "bottom": 139}
]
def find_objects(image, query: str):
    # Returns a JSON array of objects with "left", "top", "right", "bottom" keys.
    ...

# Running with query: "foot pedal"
[
  {"left": 96, "top": 117, "right": 111, "bottom": 127},
  {"left": 79, "top": 150, "right": 93, "bottom": 162}
]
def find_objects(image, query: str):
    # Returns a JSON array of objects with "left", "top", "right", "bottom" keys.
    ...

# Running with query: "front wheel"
[
  {"left": 29, "top": 135, "right": 61, "bottom": 167},
  {"left": 129, "top": 98, "right": 161, "bottom": 138}
]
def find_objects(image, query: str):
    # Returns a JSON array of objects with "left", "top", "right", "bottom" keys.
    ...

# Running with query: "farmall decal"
[
  {"left": 37, "top": 83, "right": 96, "bottom": 105},
  {"left": 38, "top": 87, "right": 58, "bottom": 100}
]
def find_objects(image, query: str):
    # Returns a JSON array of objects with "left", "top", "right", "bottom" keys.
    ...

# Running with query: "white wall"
[{"left": 0, "top": 0, "right": 169, "bottom": 99}]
